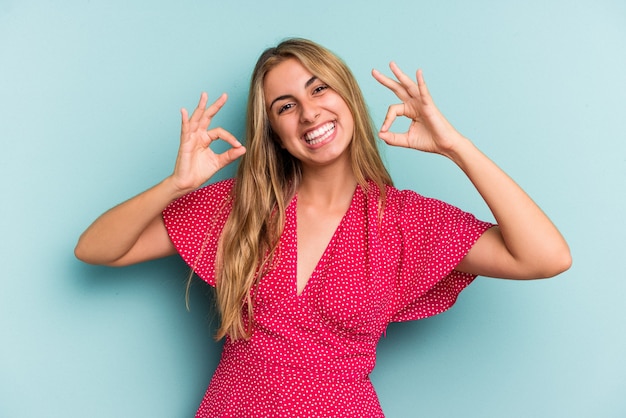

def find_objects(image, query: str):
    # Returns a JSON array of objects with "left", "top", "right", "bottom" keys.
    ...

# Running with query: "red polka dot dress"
[{"left": 163, "top": 179, "right": 492, "bottom": 417}]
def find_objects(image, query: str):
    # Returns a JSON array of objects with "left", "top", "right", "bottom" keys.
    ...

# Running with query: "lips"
[{"left": 303, "top": 121, "right": 336, "bottom": 145}]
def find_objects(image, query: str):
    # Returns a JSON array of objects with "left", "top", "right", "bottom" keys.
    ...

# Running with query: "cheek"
[
  {"left": 269, "top": 129, "right": 284, "bottom": 148},
  {"left": 268, "top": 121, "right": 290, "bottom": 149},
  {"left": 272, "top": 117, "right": 299, "bottom": 141},
  {"left": 267, "top": 116, "right": 282, "bottom": 139},
  {"left": 331, "top": 97, "right": 354, "bottom": 129},
  {"left": 341, "top": 108, "right": 355, "bottom": 136}
]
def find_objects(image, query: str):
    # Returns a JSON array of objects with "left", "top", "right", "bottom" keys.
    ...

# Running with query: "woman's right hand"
[{"left": 171, "top": 92, "right": 246, "bottom": 195}]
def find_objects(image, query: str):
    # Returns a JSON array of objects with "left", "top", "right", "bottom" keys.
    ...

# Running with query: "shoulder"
[
  {"left": 377, "top": 183, "right": 490, "bottom": 240},
  {"left": 174, "top": 178, "right": 234, "bottom": 206},
  {"left": 161, "top": 179, "right": 235, "bottom": 286},
  {"left": 162, "top": 178, "right": 235, "bottom": 229},
  {"left": 380, "top": 183, "right": 438, "bottom": 220},
  {"left": 164, "top": 179, "right": 234, "bottom": 214}
]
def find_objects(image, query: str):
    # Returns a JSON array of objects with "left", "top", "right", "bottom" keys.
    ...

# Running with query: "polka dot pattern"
[{"left": 163, "top": 179, "right": 493, "bottom": 417}]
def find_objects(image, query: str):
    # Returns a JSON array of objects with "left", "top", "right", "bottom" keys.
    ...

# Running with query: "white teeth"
[{"left": 304, "top": 122, "right": 335, "bottom": 144}]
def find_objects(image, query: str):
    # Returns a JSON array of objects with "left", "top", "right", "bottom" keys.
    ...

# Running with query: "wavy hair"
[{"left": 214, "top": 38, "right": 393, "bottom": 340}]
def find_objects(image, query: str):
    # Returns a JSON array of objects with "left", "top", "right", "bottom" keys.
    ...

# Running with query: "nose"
[{"left": 299, "top": 99, "right": 320, "bottom": 123}]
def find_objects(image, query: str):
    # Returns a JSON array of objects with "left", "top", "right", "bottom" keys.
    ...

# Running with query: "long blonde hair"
[{"left": 214, "top": 38, "right": 393, "bottom": 340}]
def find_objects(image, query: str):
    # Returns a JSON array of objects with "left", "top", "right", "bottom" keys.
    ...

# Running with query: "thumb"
[
  {"left": 220, "top": 145, "right": 246, "bottom": 166},
  {"left": 378, "top": 131, "right": 407, "bottom": 147}
]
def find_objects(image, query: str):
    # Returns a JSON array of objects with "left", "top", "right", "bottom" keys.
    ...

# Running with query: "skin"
[
  {"left": 263, "top": 58, "right": 358, "bottom": 294},
  {"left": 75, "top": 59, "right": 571, "bottom": 285},
  {"left": 74, "top": 93, "right": 245, "bottom": 266},
  {"left": 371, "top": 63, "right": 571, "bottom": 279},
  {"left": 264, "top": 58, "right": 355, "bottom": 171}
]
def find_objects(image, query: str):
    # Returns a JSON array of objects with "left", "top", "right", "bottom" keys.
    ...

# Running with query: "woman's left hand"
[{"left": 372, "top": 63, "right": 465, "bottom": 157}]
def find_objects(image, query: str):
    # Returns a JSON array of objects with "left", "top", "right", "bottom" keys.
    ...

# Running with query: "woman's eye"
[
  {"left": 313, "top": 85, "right": 328, "bottom": 94},
  {"left": 278, "top": 103, "right": 294, "bottom": 114}
]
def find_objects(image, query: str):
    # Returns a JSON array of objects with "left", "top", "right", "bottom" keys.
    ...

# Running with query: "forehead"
[{"left": 263, "top": 58, "right": 315, "bottom": 97}]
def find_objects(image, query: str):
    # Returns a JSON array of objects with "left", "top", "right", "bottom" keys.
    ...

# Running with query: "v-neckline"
[{"left": 292, "top": 186, "right": 359, "bottom": 298}]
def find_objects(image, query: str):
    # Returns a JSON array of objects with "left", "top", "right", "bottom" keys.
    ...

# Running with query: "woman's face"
[{"left": 263, "top": 58, "right": 354, "bottom": 170}]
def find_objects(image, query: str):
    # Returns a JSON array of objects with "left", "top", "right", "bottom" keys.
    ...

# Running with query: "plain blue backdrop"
[{"left": 1, "top": 0, "right": 624, "bottom": 417}]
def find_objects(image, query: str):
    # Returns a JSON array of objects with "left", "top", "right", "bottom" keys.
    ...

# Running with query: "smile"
[{"left": 303, "top": 122, "right": 335, "bottom": 145}]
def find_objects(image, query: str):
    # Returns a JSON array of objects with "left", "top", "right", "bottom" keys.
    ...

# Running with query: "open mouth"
[{"left": 303, "top": 121, "right": 336, "bottom": 145}]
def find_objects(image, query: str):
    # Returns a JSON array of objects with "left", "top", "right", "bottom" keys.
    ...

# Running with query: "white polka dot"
[{"left": 162, "top": 179, "right": 493, "bottom": 417}]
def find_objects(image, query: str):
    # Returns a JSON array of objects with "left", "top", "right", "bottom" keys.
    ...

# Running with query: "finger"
[
  {"left": 414, "top": 69, "right": 433, "bottom": 103},
  {"left": 198, "top": 93, "right": 228, "bottom": 129},
  {"left": 216, "top": 145, "right": 247, "bottom": 168},
  {"left": 189, "top": 92, "right": 209, "bottom": 124},
  {"left": 180, "top": 108, "right": 190, "bottom": 135},
  {"left": 388, "top": 62, "right": 422, "bottom": 101},
  {"left": 380, "top": 103, "right": 406, "bottom": 132},
  {"left": 371, "top": 68, "right": 410, "bottom": 102},
  {"left": 206, "top": 127, "right": 243, "bottom": 148},
  {"left": 378, "top": 129, "right": 408, "bottom": 147}
]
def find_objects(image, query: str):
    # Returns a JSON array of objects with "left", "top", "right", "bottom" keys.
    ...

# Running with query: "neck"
[{"left": 298, "top": 162, "right": 357, "bottom": 208}]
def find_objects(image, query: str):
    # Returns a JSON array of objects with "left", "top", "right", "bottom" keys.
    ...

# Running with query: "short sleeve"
[
  {"left": 388, "top": 189, "right": 493, "bottom": 323},
  {"left": 162, "top": 179, "right": 234, "bottom": 286}
]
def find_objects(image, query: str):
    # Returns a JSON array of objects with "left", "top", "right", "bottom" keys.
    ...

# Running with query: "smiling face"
[{"left": 263, "top": 58, "right": 355, "bottom": 171}]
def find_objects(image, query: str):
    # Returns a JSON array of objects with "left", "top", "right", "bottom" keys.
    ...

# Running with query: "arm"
[
  {"left": 74, "top": 93, "right": 246, "bottom": 267},
  {"left": 372, "top": 64, "right": 571, "bottom": 280}
]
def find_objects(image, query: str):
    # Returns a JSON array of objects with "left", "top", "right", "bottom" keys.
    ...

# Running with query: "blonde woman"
[{"left": 75, "top": 38, "right": 571, "bottom": 417}]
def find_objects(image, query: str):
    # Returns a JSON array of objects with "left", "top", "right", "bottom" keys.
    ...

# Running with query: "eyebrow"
[{"left": 268, "top": 76, "right": 318, "bottom": 111}]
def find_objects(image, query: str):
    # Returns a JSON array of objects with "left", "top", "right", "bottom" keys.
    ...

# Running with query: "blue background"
[{"left": 1, "top": 1, "right": 625, "bottom": 417}]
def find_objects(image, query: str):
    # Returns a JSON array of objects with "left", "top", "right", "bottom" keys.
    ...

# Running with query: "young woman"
[{"left": 75, "top": 38, "right": 571, "bottom": 417}]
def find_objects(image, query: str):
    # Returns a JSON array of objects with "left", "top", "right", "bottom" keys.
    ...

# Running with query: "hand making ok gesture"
[
  {"left": 172, "top": 92, "right": 246, "bottom": 194},
  {"left": 372, "top": 62, "right": 466, "bottom": 158}
]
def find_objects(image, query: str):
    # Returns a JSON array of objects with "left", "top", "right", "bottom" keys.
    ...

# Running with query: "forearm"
[
  {"left": 372, "top": 64, "right": 570, "bottom": 278},
  {"left": 74, "top": 93, "right": 246, "bottom": 266},
  {"left": 74, "top": 176, "right": 184, "bottom": 265},
  {"left": 448, "top": 137, "right": 571, "bottom": 278}
]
